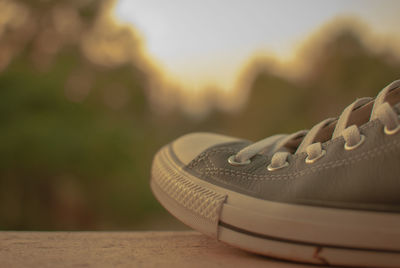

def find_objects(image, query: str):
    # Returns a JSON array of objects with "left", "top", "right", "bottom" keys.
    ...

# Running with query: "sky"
[{"left": 114, "top": 0, "right": 400, "bottom": 94}]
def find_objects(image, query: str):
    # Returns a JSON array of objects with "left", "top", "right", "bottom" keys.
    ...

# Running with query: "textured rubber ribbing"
[{"left": 151, "top": 146, "right": 226, "bottom": 236}]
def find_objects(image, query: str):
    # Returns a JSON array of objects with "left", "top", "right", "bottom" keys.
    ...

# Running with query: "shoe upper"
[{"left": 170, "top": 80, "right": 400, "bottom": 212}]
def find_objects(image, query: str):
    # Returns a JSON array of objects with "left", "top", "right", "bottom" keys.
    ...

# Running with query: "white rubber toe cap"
[{"left": 172, "top": 132, "right": 241, "bottom": 165}]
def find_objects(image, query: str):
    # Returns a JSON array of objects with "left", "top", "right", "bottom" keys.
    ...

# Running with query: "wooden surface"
[{"left": 0, "top": 231, "right": 322, "bottom": 267}]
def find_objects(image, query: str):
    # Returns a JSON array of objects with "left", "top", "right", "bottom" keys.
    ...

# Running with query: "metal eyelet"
[
  {"left": 344, "top": 135, "right": 365, "bottom": 151},
  {"left": 305, "top": 149, "right": 326, "bottom": 164},
  {"left": 384, "top": 125, "right": 400, "bottom": 135},
  {"left": 227, "top": 155, "right": 251, "bottom": 166},
  {"left": 267, "top": 161, "right": 289, "bottom": 171}
]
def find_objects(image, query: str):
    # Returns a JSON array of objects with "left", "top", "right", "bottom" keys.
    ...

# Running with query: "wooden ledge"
[{"left": 0, "top": 231, "right": 318, "bottom": 267}]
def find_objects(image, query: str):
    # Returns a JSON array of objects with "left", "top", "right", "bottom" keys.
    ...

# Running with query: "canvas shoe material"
[{"left": 151, "top": 80, "right": 400, "bottom": 267}]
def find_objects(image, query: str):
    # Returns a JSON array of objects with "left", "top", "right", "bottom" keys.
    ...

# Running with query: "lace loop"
[
  {"left": 296, "top": 118, "right": 336, "bottom": 154},
  {"left": 332, "top": 97, "right": 373, "bottom": 139},
  {"left": 234, "top": 134, "right": 287, "bottom": 164},
  {"left": 267, "top": 152, "right": 290, "bottom": 171},
  {"left": 376, "top": 102, "right": 400, "bottom": 133},
  {"left": 305, "top": 143, "right": 326, "bottom": 163},
  {"left": 228, "top": 155, "right": 251, "bottom": 166},
  {"left": 371, "top": 80, "right": 400, "bottom": 120},
  {"left": 344, "top": 134, "right": 365, "bottom": 151},
  {"left": 342, "top": 125, "right": 362, "bottom": 148}
]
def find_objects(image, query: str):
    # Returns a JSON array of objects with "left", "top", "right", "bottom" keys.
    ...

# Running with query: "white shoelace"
[{"left": 229, "top": 80, "right": 400, "bottom": 170}]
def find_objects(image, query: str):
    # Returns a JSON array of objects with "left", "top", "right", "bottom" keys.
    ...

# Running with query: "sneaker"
[{"left": 151, "top": 80, "right": 400, "bottom": 267}]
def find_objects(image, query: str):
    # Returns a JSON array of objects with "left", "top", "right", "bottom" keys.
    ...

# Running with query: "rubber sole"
[{"left": 150, "top": 145, "right": 400, "bottom": 267}]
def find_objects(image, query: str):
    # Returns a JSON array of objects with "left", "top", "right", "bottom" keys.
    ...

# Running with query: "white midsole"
[{"left": 151, "top": 145, "right": 400, "bottom": 251}]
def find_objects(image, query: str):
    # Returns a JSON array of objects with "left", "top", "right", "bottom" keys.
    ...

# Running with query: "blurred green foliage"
[{"left": 0, "top": 0, "right": 399, "bottom": 230}]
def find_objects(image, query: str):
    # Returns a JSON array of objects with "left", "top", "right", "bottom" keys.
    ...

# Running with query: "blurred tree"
[{"left": 0, "top": 0, "right": 170, "bottom": 230}]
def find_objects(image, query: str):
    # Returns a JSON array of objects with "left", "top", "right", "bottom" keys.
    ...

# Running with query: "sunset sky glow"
[{"left": 114, "top": 0, "right": 400, "bottom": 94}]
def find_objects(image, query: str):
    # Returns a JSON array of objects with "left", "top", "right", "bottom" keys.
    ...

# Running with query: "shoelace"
[{"left": 228, "top": 80, "right": 400, "bottom": 170}]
